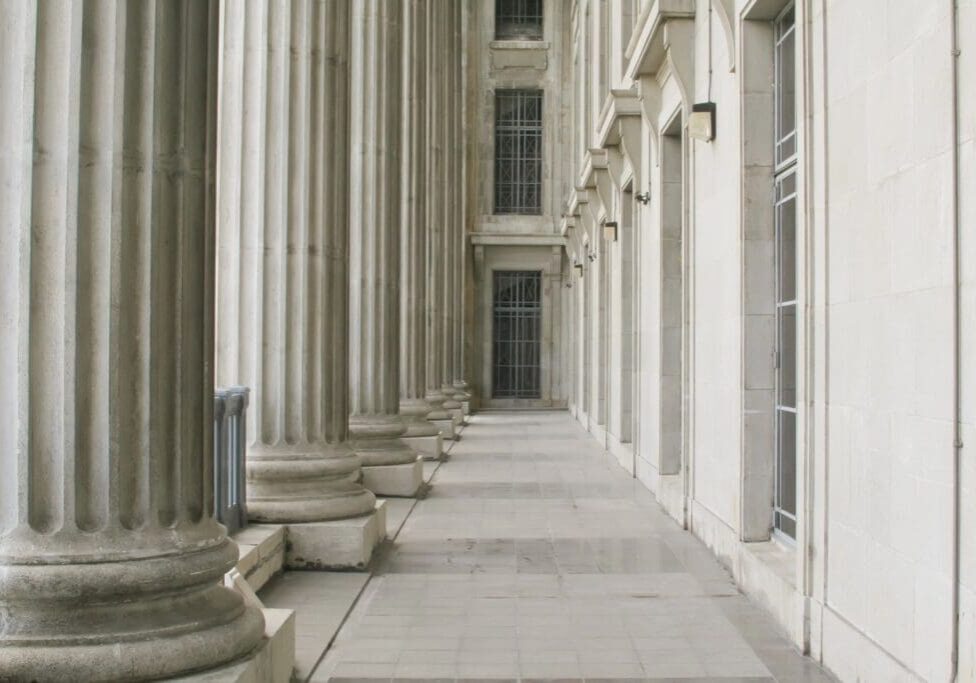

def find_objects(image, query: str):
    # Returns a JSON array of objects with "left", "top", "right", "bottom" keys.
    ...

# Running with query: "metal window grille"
[
  {"left": 773, "top": 3, "right": 798, "bottom": 541},
  {"left": 495, "top": 0, "right": 543, "bottom": 40},
  {"left": 214, "top": 386, "right": 249, "bottom": 535},
  {"left": 773, "top": 171, "right": 797, "bottom": 541},
  {"left": 494, "top": 90, "right": 543, "bottom": 215},
  {"left": 492, "top": 271, "right": 542, "bottom": 398},
  {"left": 774, "top": 4, "right": 797, "bottom": 169}
]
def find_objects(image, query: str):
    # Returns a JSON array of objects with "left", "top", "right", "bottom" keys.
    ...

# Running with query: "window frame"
[
  {"left": 493, "top": 89, "right": 544, "bottom": 216},
  {"left": 772, "top": 1, "right": 798, "bottom": 543},
  {"left": 494, "top": 0, "right": 544, "bottom": 41}
]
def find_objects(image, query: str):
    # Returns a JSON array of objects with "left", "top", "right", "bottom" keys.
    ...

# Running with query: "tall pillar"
[
  {"left": 424, "top": 1, "right": 455, "bottom": 441},
  {"left": 399, "top": 0, "right": 444, "bottom": 461},
  {"left": 440, "top": 1, "right": 464, "bottom": 426},
  {"left": 449, "top": 3, "right": 473, "bottom": 408},
  {"left": 0, "top": 2, "right": 264, "bottom": 679},
  {"left": 348, "top": 0, "right": 423, "bottom": 497},
  {"left": 216, "top": 0, "right": 381, "bottom": 567}
]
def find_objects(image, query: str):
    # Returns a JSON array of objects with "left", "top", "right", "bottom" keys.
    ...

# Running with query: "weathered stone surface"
[
  {"left": 285, "top": 502, "right": 387, "bottom": 570},
  {"left": 0, "top": 2, "right": 263, "bottom": 678},
  {"left": 348, "top": 0, "right": 421, "bottom": 492},
  {"left": 215, "top": 0, "right": 378, "bottom": 527}
]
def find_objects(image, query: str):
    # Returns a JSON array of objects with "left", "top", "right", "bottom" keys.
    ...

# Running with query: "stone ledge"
[{"left": 233, "top": 524, "right": 286, "bottom": 593}]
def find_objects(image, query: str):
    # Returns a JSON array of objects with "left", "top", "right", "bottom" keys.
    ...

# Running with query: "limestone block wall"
[
  {"left": 558, "top": 0, "right": 976, "bottom": 680},
  {"left": 464, "top": 0, "right": 574, "bottom": 405}
]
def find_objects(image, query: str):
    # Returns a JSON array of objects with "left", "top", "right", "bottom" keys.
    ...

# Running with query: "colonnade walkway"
[{"left": 307, "top": 411, "right": 834, "bottom": 682}]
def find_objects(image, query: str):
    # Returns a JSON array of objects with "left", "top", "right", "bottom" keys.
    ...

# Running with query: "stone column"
[
  {"left": 348, "top": 0, "right": 423, "bottom": 497},
  {"left": 440, "top": 1, "right": 464, "bottom": 429},
  {"left": 449, "top": 4, "right": 473, "bottom": 410},
  {"left": 0, "top": 2, "right": 264, "bottom": 679},
  {"left": 216, "top": 0, "right": 381, "bottom": 568},
  {"left": 425, "top": 0, "right": 457, "bottom": 440},
  {"left": 399, "top": 0, "right": 444, "bottom": 461}
]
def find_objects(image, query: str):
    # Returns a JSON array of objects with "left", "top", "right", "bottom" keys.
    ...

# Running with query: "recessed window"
[
  {"left": 774, "top": 4, "right": 797, "bottom": 168},
  {"left": 492, "top": 271, "right": 542, "bottom": 398},
  {"left": 773, "top": 3, "right": 797, "bottom": 541},
  {"left": 494, "top": 89, "right": 543, "bottom": 215},
  {"left": 495, "top": 0, "right": 543, "bottom": 41}
]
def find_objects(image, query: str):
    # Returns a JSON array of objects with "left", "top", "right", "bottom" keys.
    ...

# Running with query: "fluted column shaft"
[
  {"left": 399, "top": 0, "right": 439, "bottom": 439},
  {"left": 439, "top": 1, "right": 462, "bottom": 412},
  {"left": 0, "top": 2, "right": 263, "bottom": 679},
  {"left": 424, "top": 0, "right": 450, "bottom": 420},
  {"left": 450, "top": 3, "right": 472, "bottom": 403},
  {"left": 348, "top": 0, "right": 417, "bottom": 471},
  {"left": 216, "top": 0, "right": 375, "bottom": 523}
]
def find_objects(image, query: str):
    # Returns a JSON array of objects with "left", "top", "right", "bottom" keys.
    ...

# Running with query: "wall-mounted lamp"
[
  {"left": 635, "top": 191, "right": 651, "bottom": 205},
  {"left": 602, "top": 220, "right": 618, "bottom": 242},
  {"left": 689, "top": 102, "right": 716, "bottom": 142}
]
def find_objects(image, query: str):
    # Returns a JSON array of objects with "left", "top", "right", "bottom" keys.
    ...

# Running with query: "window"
[
  {"left": 494, "top": 89, "right": 543, "bottom": 215},
  {"left": 495, "top": 0, "right": 543, "bottom": 40},
  {"left": 492, "top": 271, "right": 542, "bottom": 398},
  {"left": 774, "top": 4, "right": 796, "bottom": 168},
  {"left": 773, "top": 3, "right": 797, "bottom": 540}
]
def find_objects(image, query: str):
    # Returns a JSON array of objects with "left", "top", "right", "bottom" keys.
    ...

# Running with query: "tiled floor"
[{"left": 310, "top": 411, "right": 834, "bottom": 682}]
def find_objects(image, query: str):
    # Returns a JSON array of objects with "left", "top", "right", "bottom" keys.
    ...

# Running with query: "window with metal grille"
[
  {"left": 492, "top": 271, "right": 542, "bottom": 398},
  {"left": 494, "top": 89, "right": 543, "bottom": 215},
  {"left": 495, "top": 0, "right": 543, "bottom": 40},
  {"left": 773, "top": 3, "right": 797, "bottom": 541}
]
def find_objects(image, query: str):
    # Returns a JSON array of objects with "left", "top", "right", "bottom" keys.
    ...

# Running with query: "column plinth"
[
  {"left": 0, "top": 2, "right": 263, "bottom": 678},
  {"left": 425, "top": 389, "right": 452, "bottom": 421}
]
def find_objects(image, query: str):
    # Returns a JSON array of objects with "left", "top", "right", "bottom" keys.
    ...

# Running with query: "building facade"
[
  {"left": 559, "top": 0, "right": 975, "bottom": 681},
  {"left": 1, "top": 0, "right": 974, "bottom": 681}
]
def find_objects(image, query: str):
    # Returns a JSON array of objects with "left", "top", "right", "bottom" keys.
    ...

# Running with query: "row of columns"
[{"left": 0, "top": 0, "right": 468, "bottom": 679}]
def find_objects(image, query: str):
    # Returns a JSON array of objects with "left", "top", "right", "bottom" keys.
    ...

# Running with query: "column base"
[
  {"left": 0, "top": 539, "right": 266, "bottom": 683},
  {"left": 173, "top": 608, "right": 295, "bottom": 683},
  {"left": 450, "top": 409, "right": 464, "bottom": 431},
  {"left": 362, "top": 456, "right": 424, "bottom": 497},
  {"left": 431, "top": 418, "right": 458, "bottom": 441},
  {"left": 285, "top": 501, "right": 387, "bottom": 570},
  {"left": 403, "top": 432, "right": 444, "bottom": 460}
]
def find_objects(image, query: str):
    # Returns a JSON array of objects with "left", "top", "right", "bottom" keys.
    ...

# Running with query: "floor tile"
[{"left": 306, "top": 413, "right": 833, "bottom": 682}]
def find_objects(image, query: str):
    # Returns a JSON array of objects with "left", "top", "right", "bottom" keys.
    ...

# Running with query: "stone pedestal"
[
  {"left": 404, "top": 432, "right": 445, "bottom": 460},
  {"left": 433, "top": 418, "right": 459, "bottom": 441},
  {"left": 286, "top": 501, "right": 388, "bottom": 570},
  {"left": 363, "top": 457, "right": 426, "bottom": 498},
  {"left": 0, "top": 3, "right": 263, "bottom": 679},
  {"left": 215, "top": 0, "right": 381, "bottom": 559}
]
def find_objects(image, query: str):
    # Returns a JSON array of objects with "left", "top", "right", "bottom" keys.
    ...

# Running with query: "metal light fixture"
[
  {"left": 602, "top": 220, "right": 618, "bottom": 242},
  {"left": 635, "top": 191, "right": 651, "bottom": 205},
  {"left": 689, "top": 102, "right": 716, "bottom": 142}
]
